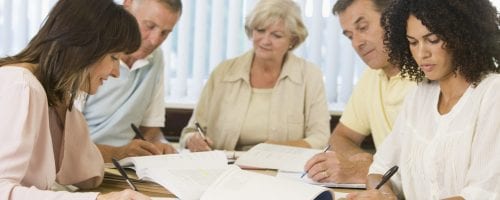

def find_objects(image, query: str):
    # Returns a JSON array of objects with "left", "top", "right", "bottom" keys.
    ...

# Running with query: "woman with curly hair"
[{"left": 348, "top": 0, "right": 500, "bottom": 199}]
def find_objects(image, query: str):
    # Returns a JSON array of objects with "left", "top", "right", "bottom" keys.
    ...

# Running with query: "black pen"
[
  {"left": 195, "top": 122, "right": 211, "bottom": 148},
  {"left": 131, "top": 123, "right": 146, "bottom": 140},
  {"left": 375, "top": 165, "right": 399, "bottom": 189},
  {"left": 111, "top": 158, "right": 138, "bottom": 191},
  {"left": 301, "top": 144, "right": 331, "bottom": 178}
]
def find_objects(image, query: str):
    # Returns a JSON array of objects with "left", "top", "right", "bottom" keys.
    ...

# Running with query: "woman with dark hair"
[
  {"left": 0, "top": 0, "right": 149, "bottom": 199},
  {"left": 349, "top": 0, "right": 500, "bottom": 199}
]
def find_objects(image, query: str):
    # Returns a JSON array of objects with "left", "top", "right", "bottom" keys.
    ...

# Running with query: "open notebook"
[
  {"left": 234, "top": 143, "right": 366, "bottom": 189},
  {"left": 115, "top": 151, "right": 336, "bottom": 200}
]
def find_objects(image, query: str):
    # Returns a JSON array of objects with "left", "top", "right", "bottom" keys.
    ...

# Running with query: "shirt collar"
[
  {"left": 223, "top": 50, "right": 303, "bottom": 85},
  {"left": 377, "top": 68, "right": 403, "bottom": 82},
  {"left": 121, "top": 52, "right": 155, "bottom": 71}
]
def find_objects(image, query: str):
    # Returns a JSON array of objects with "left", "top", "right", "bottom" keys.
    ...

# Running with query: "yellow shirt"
[
  {"left": 340, "top": 68, "right": 415, "bottom": 148},
  {"left": 180, "top": 50, "right": 331, "bottom": 150}
]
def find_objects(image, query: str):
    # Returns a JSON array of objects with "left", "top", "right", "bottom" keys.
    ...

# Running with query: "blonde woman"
[{"left": 181, "top": 0, "right": 330, "bottom": 151}]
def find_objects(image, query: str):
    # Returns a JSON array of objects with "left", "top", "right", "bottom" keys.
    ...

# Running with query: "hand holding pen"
[
  {"left": 346, "top": 166, "right": 399, "bottom": 199},
  {"left": 375, "top": 165, "right": 398, "bottom": 189},
  {"left": 130, "top": 123, "right": 177, "bottom": 154},
  {"left": 301, "top": 144, "right": 331, "bottom": 178},
  {"left": 186, "top": 122, "right": 213, "bottom": 152}
]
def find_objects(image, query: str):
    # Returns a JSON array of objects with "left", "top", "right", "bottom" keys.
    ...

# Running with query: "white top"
[
  {"left": 80, "top": 49, "right": 166, "bottom": 146},
  {"left": 0, "top": 67, "right": 103, "bottom": 200},
  {"left": 370, "top": 74, "right": 500, "bottom": 199}
]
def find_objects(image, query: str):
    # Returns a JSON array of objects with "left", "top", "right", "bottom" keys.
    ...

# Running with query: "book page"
[
  {"left": 117, "top": 151, "right": 229, "bottom": 200},
  {"left": 276, "top": 171, "right": 366, "bottom": 189},
  {"left": 234, "top": 143, "right": 322, "bottom": 172},
  {"left": 201, "top": 165, "right": 332, "bottom": 200},
  {"left": 144, "top": 167, "right": 228, "bottom": 200},
  {"left": 121, "top": 151, "right": 228, "bottom": 173}
]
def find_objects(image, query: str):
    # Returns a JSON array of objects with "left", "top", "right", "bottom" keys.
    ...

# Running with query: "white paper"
[
  {"left": 144, "top": 168, "right": 228, "bottom": 200},
  {"left": 118, "top": 151, "right": 229, "bottom": 200},
  {"left": 234, "top": 143, "right": 322, "bottom": 172},
  {"left": 201, "top": 165, "right": 331, "bottom": 200},
  {"left": 276, "top": 170, "right": 366, "bottom": 189}
]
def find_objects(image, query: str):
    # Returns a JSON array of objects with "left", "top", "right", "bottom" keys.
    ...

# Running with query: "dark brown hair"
[
  {"left": 0, "top": 0, "right": 141, "bottom": 109},
  {"left": 381, "top": 0, "right": 500, "bottom": 84}
]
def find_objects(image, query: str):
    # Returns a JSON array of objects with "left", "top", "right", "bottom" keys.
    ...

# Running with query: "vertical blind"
[
  {"left": 3, "top": 0, "right": 498, "bottom": 113},
  {"left": 163, "top": 0, "right": 366, "bottom": 114}
]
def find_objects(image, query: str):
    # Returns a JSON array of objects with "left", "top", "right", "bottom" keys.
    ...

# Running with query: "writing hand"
[
  {"left": 304, "top": 151, "right": 368, "bottom": 183},
  {"left": 186, "top": 133, "right": 213, "bottom": 152},
  {"left": 152, "top": 142, "right": 178, "bottom": 154},
  {"left": 117, "top": 139, "right": 162, "bottom": 159}
]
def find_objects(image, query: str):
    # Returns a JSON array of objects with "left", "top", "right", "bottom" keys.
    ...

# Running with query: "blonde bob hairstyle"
[{"left": 244, "top": 0, "right": 308, "bottom": 51}]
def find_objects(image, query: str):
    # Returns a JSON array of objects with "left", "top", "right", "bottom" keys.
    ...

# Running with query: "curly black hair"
[{"left": 381, "top": 0, "right": 500, "bottom": 84}]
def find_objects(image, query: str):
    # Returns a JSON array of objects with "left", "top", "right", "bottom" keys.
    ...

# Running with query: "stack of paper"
[
  {"left": 115, "top": 150, "right": 342, "bottom": 200},
  {"left": 235, "top": 143, "right": 366, "bottom": 189},
  {"left": 118, "top": 151, "right": 230, "bottom": 200}
]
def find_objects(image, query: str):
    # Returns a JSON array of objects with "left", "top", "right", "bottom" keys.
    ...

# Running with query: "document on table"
[
  {"left": 117, "top": 151, "right": 230, "bottom": 200},
  {"left": 276, "top": 170, "right": 366, "bottom": 189},
  {"left": 234, "top": 143, "right": 323, "bottom": 172},
  {"left": 200, "top": 165, "right": 332, "bottom": 200}
]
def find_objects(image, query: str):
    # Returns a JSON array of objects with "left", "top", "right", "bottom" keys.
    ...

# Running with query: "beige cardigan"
[{"left": 180, "top": 50, "right": 330, "bottom": 150}]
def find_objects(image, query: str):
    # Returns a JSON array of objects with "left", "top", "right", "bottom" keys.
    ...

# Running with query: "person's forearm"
[
  {"left": 284, "top": 139, "right": 311, "bottom": 148},
  {"left": 346, "top": 153, "right": 373, "bottom": 183},
  {"left": 331, "top": 133, "right": 368, "bottom": 157}
]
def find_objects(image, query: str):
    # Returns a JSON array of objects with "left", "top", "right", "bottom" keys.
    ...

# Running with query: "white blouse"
[
  {"left": 370, "top": 75, "right": 500, "bottom": 199},
  {"left": 0, "top": 67, "right": 104, "bottom": 200}
]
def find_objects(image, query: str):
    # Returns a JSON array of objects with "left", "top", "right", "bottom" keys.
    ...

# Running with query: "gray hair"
[
  {"left": 133, "top": 0, "right": 182, "bottom": 13},
  {"left": 244, "top": 0, "right": 308, "bottom": 50}
]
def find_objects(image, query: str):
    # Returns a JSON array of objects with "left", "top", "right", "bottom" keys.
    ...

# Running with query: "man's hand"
[
  {"left": 152, "top": 141, "right": 177, "bottom": 154},
  {"left": 97, "top": 140, "right": 162, "bottom": 162},
  {"left": 303, "top": 151, "right": 371, "bottom": 184},
  {"left": 117, "top": 139, "right": 162, "bottom": 158}
]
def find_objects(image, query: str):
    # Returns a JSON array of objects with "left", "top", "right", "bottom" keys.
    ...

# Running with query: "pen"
[
  {"left": 301, "top": 144, "right": 331, "bottom": 178},
  {"left": 131, "top": 123, "right": 146, "bottom": 140},
  {"left": 111, "top": 157, "right": 138, "bottom": 191},
  {"left": 194, "top": 122, "right": 211, "bottom": 148},
  {"left": 375, "top": 165, "right": 399, "bottom": 189}
]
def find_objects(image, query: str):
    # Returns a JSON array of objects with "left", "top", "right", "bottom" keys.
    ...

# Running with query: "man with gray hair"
[
  {"left": 80, "top": 0, "right": 182, "bottom": 162},
  {"left": 304, "top": 0, "right": 415, "bottom": 184}
]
